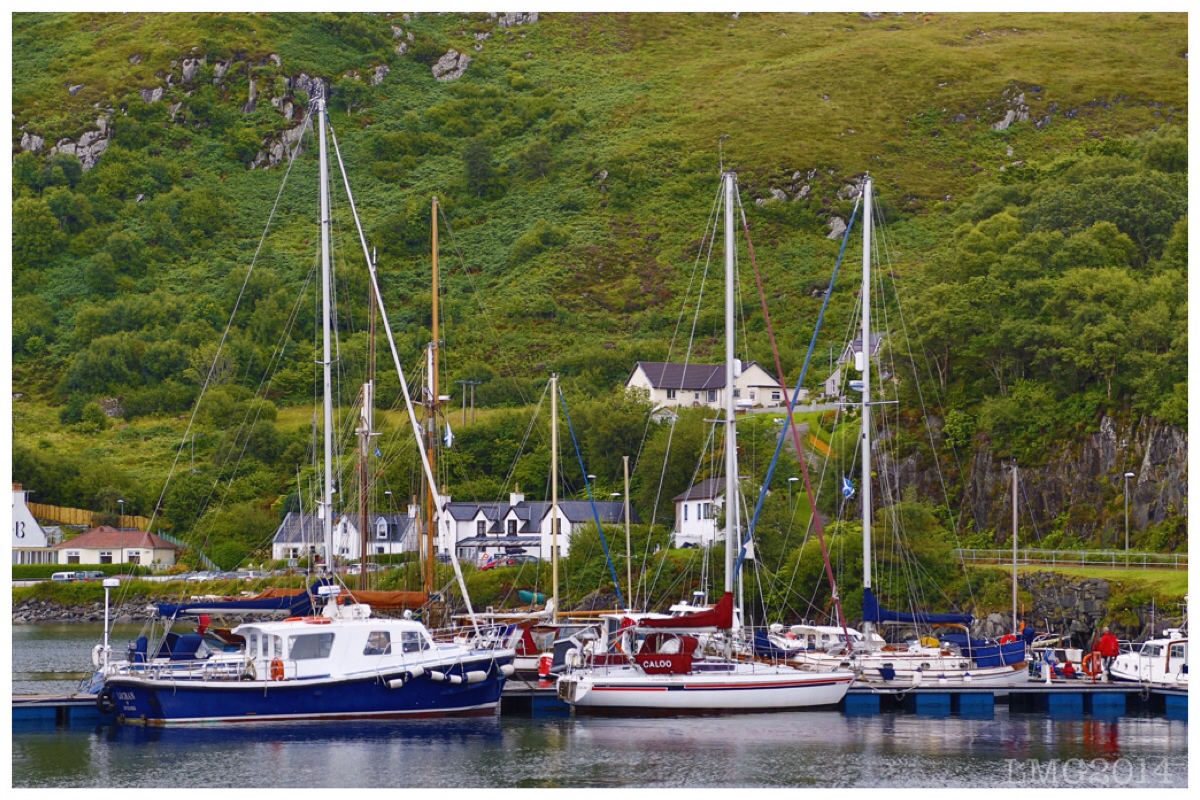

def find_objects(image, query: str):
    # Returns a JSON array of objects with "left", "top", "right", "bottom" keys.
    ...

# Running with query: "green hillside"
[{"left": 10, "top": 12, "right": 1187, "bottom": 575}]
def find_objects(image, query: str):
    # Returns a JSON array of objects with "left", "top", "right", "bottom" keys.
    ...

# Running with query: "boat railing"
[
  {"left": 106, "top": 655, "right": 254, "bottom": 682},
  {"left": 953, "top": 548, "right": 1186, "bottom": 570}
]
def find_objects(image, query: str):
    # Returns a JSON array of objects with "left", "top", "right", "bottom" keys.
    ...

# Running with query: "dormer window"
[
  {"left": 507, "top": 520, "right": 517, "bottom": 536},
  {"left": 376, "top": 519, "right": 388, "bottom": 539}
]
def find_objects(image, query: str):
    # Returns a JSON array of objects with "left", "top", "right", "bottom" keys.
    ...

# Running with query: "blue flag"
[
  {"left": 842, "top": 476, "right": 855, "bottom": 499},
  {"left": 443, "top": 423, "right": 454, "bottom": 448},
  {"left": 374, "top": 446, "right": 381, "bottom": 458}
]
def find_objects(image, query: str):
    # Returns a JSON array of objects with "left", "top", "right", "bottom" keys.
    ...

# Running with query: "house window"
[
  {"left": 683, "top": 504, "right": 688, "bottom": 521},
  {"left": 477, "top": 521, "right": 486, "bottom": 536},
  {"left": 99, "top": 550, "right": 113, "bottom": 564},
  {"left": 66, "top": 551, "right": 80, "bottom": 564},
  {"left": 128, "top": 553, "right": 141, "bottom": 564},
  {"left": 666, "top": 389, "right": 677, "bottom": 399},
  {"left": 507, "top": 520, "right": 517, "bottom": 536},
  {"left": 771, "top": 391, "right": 781, "bottom": 401},
  {"left": 750, "top": 391, "right": 756, "bottom": 400},
  {"left": 376, "top": 519, "right": 388, "bottom": 539},
  {"left": 694, "top": 392, "right": 700, "bottom": 400},
  {"left": 375, "top": 546, "right": 385, "bottom": 555},
  {"left": 702, "top": 503, "right": 712, "bottom": 519},
  {"left": 733, "top": 389, "right": 740, "bottom": 398},
  {"left": 707, "top": 390, "right": 717, "bottom": 402}
]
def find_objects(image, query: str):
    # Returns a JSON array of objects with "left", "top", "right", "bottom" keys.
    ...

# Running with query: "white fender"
[
  {"left": 500, "top": 664, "right": 516, "bottom": 677},
  {"left": 464, "top": 670, "right": 489, "bottom": 683},
  {"left": 448, "top": 673, "right": 464, "bottom": 685},
  {"left": 429, "top": 670, "right": 447, "bottom": 682},
  {"left": 92, "top": 644, "right": 104, "bottom": 669},
  {"left": 387, "top": 678, "right": 406, "bottom": 689},
  {"left": 407, "top": 666, "right": 425, "bottom": 680}
]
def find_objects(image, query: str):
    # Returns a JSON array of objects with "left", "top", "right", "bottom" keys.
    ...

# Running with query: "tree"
[
  {"left": 462, "top": 138, "right": 501, "bottom": 198},
  {"left": 12, "top": 196, "right": 65, "bottom": 268}
]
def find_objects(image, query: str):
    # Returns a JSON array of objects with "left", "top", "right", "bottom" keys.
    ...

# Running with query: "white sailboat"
[
  {"left": 556, "top": 171, "right": 856, "bottom": 713},
  {"left": 777, "top": 176, "right": 1028, "bottom": 688}
]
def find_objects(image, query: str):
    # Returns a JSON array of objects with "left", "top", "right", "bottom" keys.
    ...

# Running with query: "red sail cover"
[{"left": 637, "top": 591, "right": 734, "bottom": 630}]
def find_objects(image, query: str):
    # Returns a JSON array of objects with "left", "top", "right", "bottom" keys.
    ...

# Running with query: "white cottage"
[
  {"left": 672, "top": 478, "right": 723, "bottom": 549},
  {"left": 626, "top": 360, "right": 804, "bottom": 412}
]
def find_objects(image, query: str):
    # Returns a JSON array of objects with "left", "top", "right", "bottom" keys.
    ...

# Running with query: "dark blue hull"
[{"left": 107, "top": 660, "right": 510, "bottom": 725}]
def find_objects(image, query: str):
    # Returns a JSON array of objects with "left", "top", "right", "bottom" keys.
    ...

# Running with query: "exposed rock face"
[
  {"left": 20, "top": 131, "right": 44, "bottom": 153},
  {"left": 495, "top": 12, "right": 538, "bottom": 27},
  {"left": 243, "top": 77, "right": 257, "bottom": 114},
  {"left": 1016, "top": 571, "right": 1186, "bottom": 645},
  {"left": 371, "top": 65, "right": 389, "bottom": 85},
  {"left": 140, "top": 86, "right": 164, "bottom": 103},
  {"left": 432, "top": 49, "right": 471, "bottom": 81},
  {"left": 46, "top": 116, "right": 110, "bottom": 170},
  {"left": 959, "top": 417, "right": 1186, "bottom": 543},
  {"left": 181, "top": 56, "right": 204, "bottom": 83},
  {"left": 826, "top": 216, "right": 847, "bottom": 239}
]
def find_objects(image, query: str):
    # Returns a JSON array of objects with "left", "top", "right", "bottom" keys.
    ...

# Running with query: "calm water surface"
[{"left": 11, "top": 624, "right": 1190, "bottom": 788}]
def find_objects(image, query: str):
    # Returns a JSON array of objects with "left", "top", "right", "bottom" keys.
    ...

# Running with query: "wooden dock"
[{"left": 15, "top": 680, "right": 1185, "bottom": 726}]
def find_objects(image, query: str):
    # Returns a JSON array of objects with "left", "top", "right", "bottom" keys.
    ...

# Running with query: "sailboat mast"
[
  {"left": 317, "top": 87, "right": 335, "bottom": 573},
  {"left": 860, "top": 176, "right": 873, "bottom": 602},
  {"left": 1012, "top": 462, "right": 1019, "bottom": 633},
  {"left": 550, "top": 373, "right": 559, "bottom": 621},
  {"left": 722, "top": 170, "right": 738, "bottom": 598},
  {"left": 423, "top": 197, "right": 441, "bottom": 594}
]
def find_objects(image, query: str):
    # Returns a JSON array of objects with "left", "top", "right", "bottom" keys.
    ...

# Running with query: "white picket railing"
[{"left": 953, "top": 548, "right": 1187, "bottom": 570}]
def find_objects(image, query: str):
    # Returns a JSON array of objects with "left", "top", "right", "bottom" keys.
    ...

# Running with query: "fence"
[
  {"left": 953, "top": 548, "right": 1187, "bottom": 570},
  {"left": 28, "top": 502, "right": 150, "bottom": 531}
]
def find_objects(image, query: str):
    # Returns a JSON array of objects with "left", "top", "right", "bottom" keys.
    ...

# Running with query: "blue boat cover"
[
  {"left": 155, "top": 579, "right": 331, "bottom": 619},
  {"left": 751, "top": 631, "right": 794, "bottom": 660},
  {"left": 861, "top": 587, "right": 973, "bottom": 626}
]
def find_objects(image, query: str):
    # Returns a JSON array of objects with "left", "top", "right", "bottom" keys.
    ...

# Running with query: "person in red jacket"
[{"left": 1097, "top": 626, "right": 1120, "bottom": 677}]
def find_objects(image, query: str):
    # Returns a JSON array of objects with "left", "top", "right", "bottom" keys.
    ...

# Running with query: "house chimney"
[{"left": 510, "top": 483, "right": 524, "bottom": 506}]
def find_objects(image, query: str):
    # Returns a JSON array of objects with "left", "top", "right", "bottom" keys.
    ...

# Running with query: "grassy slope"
[{"left": 9, "top": 11, "right": 1188, "bottom": 529}]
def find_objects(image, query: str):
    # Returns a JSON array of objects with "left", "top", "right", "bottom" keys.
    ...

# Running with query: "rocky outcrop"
[
  {"left": 45, "top": 116, "right": 110, "bottom": 170},
  {"left": 960, "top": 417, "right": 1186, "bottom": 544},
  {"left": 431, "top": 49, "right": 471, "bottom": 81},
  {"left": 1013, "top": 571, "right": 1186, "bottom": 645}
]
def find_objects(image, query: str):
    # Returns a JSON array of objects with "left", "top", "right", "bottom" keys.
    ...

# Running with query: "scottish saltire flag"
[
  {"left": 444, "top": 423, "right": 454, "bottom": 448},
  {"left": 374, "top": 446, "right": 381, "bottom": 458},
  {"left": 842, "top": 476, "right": 855, "bottom": 499}
]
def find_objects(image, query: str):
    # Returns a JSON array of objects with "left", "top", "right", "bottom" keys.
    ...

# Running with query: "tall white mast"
[
  {"left": 723, "top": 171, "right": 738, "bottom": 598},
  {"left": 860, "top": 176, "right": 873, "bottom": 627},
  {"left": 316, "top": 86, "right": 335, "bottom": 572},
  {"left": 551, "top": 372, "right": 559, "bottom": 621}
]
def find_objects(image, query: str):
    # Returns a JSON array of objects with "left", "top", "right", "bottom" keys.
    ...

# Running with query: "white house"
[
  {"left": 445, "top": 490, "right": 636, "bottom": 564},
  {"left": 12, "top": 483, "right": 54, "bottom": 564},
  {"left": 672, "top": 478, "right": 723, "bottom": 549},
  {"left": 51, "top": 525, "right": 179, "bottom": 567},
  {"left": 626, "top": 360, "right": 806, "bottom": 412},
  {"left": 824, "top": 332, "right": 885, "bottom": 399},
  {"left": 271, "top": 510, "right": 416, "bottom": 564}
]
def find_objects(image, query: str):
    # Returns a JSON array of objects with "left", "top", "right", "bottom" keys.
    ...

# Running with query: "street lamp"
[
  {"left": 1123, "top": 472, "right": 1135, "bottom": 552},
  {"left": 586, "top": 474, "right": 596, "bottom": 497},
  {"left": 117, "top": 499, "right": 124, "bottom": 530},
  {"left": 788, "top": 476, "right": 799, "bottom": 510}
]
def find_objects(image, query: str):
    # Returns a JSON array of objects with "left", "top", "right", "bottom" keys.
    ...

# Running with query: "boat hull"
[
  {"left": 106, "top": 663, "right": 507, "bottom": 725},
  {"left": 557, "top": 664, "right": 854, "bottom": 714},
  {"left": 788, "top": 652, "right": 1029, "bottom": 688}
]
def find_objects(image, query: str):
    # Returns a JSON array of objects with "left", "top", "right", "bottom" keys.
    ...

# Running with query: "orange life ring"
[
  {"left": 999, "top": 634, "right": 1017, "bottom": 644},
  {"left": 1082, "top": 651, "right": 1101, "bottom": 677},
  {"left": 270, "top": 658, "right": 285, "bottom": 681}
]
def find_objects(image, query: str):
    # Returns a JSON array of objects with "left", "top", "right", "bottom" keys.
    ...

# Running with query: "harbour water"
[{"left": 11, "top": 624, "right": 1190, "bottom": 788}]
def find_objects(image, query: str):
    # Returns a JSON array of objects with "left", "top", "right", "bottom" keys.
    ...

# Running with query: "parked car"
[{"left": 75, "top": 570, "right": 108, "bottom": 581}]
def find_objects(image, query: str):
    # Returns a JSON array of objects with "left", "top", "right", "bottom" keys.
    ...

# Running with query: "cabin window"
[
  {"left": 364, "top": 631, "right": 392, "bottom": 655},
  {"left": 1142, "top": 644, "right": 1162, "bottom": 657},
  {"left": 1170, "top": 644, "right": 1185, "bottom": 659},
  {"left": 666, "top": 389, "right": 677, "bottom": 399},
  {"left": 249, "top": 632, "right": 259, "bottom": 656},
  {"left": 400, "top": 631, "right": 428, "bottom": 654},
  {"left": 288, "top": 632, "right": 335, "bottom": 660}
]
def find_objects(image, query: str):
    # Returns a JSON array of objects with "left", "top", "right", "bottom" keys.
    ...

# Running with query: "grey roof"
[
  {"left": 672, "top": 478, "right": 724, "bottom": 503},
  {"left": 271, "top": 511, "right": 412, "bottom": 544},
  {"left": 631, "top": 361, "right": 727, "bottom": 391}
]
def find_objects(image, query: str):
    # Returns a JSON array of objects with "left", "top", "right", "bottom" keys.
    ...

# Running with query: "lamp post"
[
  {"left": 586, "top": 474, "right": 596, "bottom": 497},
  {"left": 102, "top": 577, "right": 120, "bottom": 670},
  {"left": 788, "top": 476, "right": 799, "bottom": 510},
  {"left": 117, "top": 499, "right": 124, "bottom": 530},
  {"left": 1123, "top": 472, "right": 1135, "bottom": 552}
]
